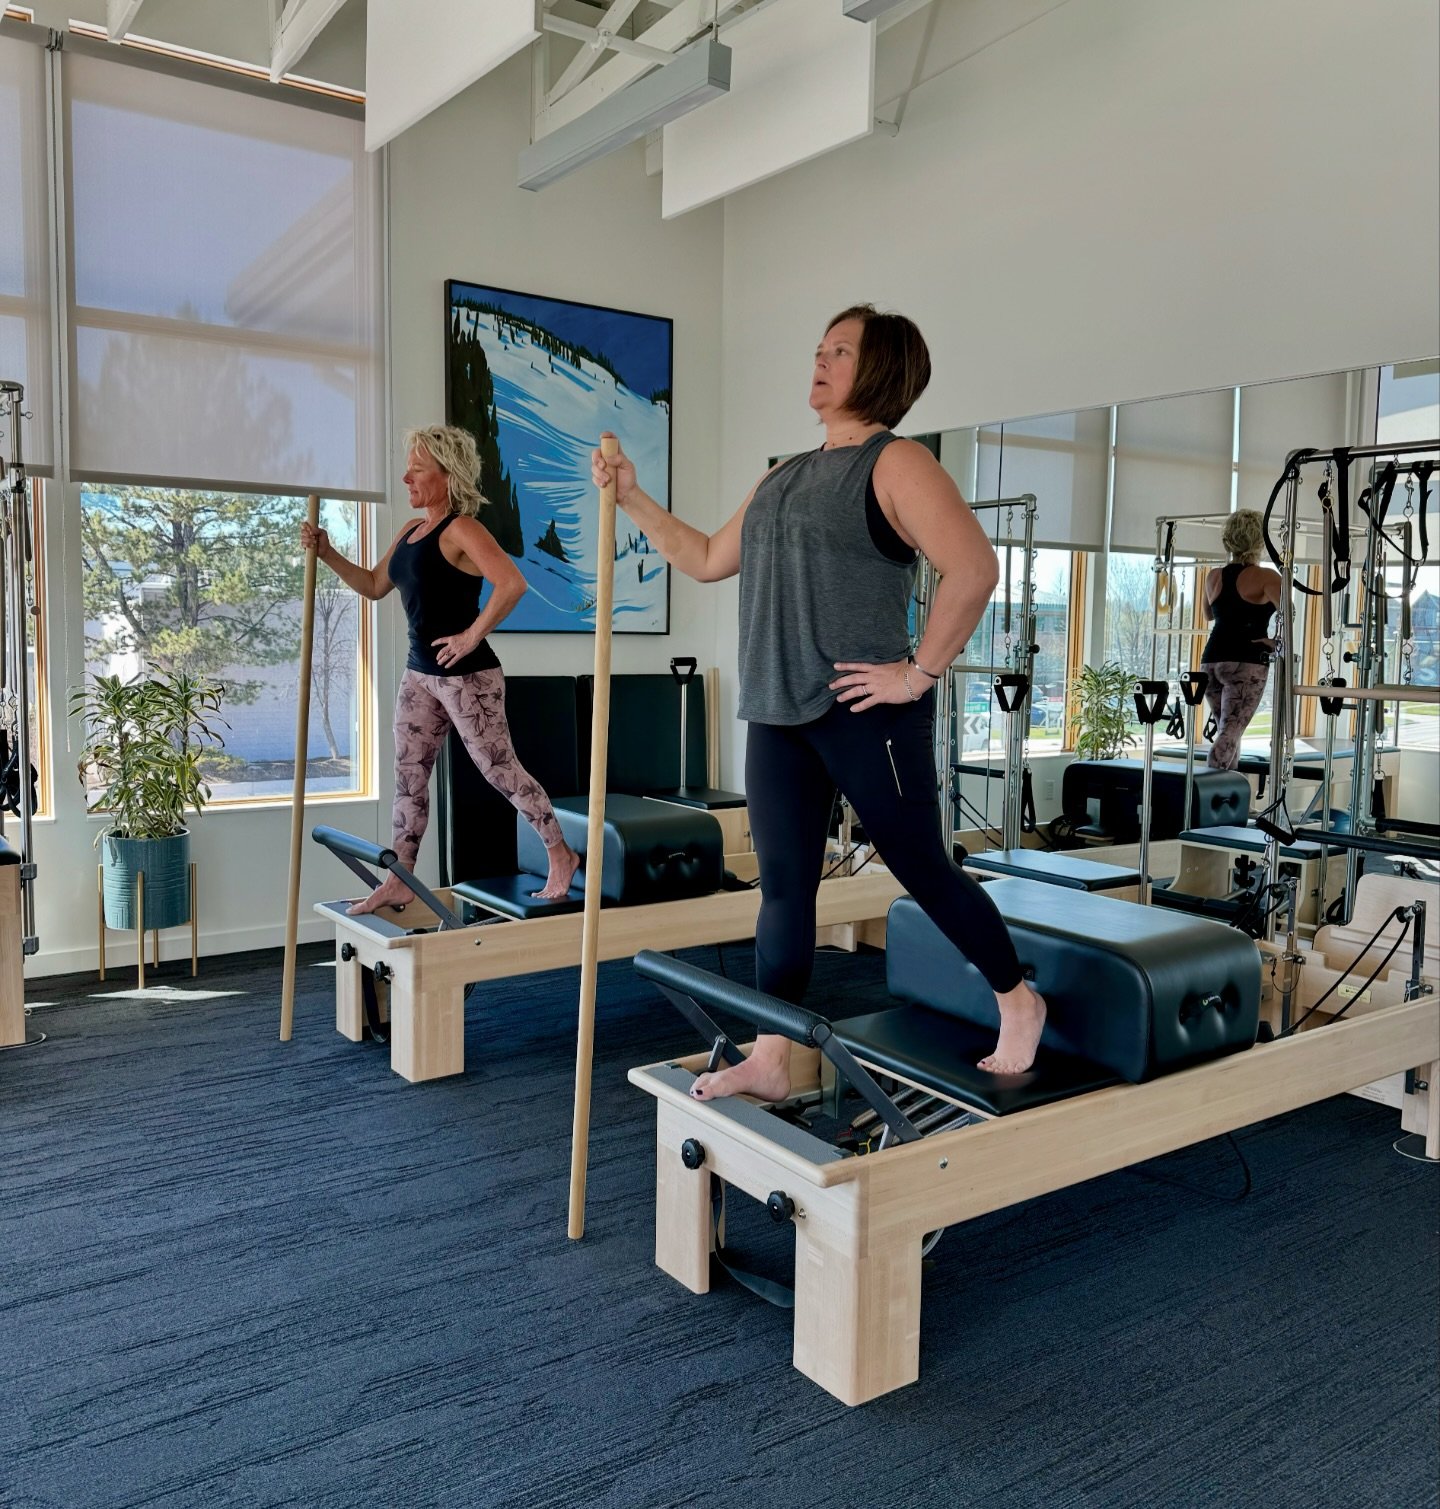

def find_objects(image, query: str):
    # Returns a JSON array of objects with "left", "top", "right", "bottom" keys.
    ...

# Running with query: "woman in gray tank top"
[{"left": 592, "top": 305, "right": 1046, "bottom": 1095}]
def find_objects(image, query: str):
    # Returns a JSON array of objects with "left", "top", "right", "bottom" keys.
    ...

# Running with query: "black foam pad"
[
  {"left": 1176, "top": 824, "right": 1325, "bottom": 860},
  {"left": 964, "top": 849, "right": 1140, "bottom": 891},
  {"left": 0, "top": 835, "right": 19, "bottom": 866},
  {"left": 835, "top": 1006, "right": 1120, "bottom": 1117},
  {"left": 452, "top": 873, "right": 587, "bottom": 920}
]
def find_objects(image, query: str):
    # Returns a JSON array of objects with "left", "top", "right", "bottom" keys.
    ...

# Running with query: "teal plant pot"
[{"left": 102, "top": 831, "right": 191, "bottom": 932}]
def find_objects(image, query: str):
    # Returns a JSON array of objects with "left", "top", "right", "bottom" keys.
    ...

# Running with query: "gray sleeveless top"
[{"left": 738, "top": 430, "right": 916, "bottom": 725}]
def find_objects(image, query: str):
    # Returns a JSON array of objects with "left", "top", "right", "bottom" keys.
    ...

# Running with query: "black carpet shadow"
[{"left": 1, "top": 941, "right": 1435, "bottom": 1509}]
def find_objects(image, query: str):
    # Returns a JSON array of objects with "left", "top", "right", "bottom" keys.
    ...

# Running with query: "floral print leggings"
[
  {"left": 390, "top": 668, "right": 564, "bottom": 869},
  {"left": 1200, "top": 660, "right": 1271, "bottom": 772}
]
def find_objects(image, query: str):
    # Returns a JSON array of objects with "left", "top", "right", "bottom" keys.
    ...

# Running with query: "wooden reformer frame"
[
  {"left": 629, "top": 992, "right": 1439, "bottom": 1407},
  {"left": 317, "top": 868, "right": 905, "bottom": 1083}
]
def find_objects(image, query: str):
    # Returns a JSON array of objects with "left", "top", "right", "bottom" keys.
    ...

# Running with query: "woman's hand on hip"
[
  {"left": 432, "top": 627, "right": 481, "bottom": 668},
  {"left": 591, "top": 434, "right": 637, "bottom": 504},
  {"left": 831, "top": 660, "right": 924, "bottom": 712}
]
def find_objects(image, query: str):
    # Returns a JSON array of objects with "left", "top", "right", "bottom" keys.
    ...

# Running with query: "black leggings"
[{"left": 744, "top": 693, "right": 1023, "bottom": 1004}]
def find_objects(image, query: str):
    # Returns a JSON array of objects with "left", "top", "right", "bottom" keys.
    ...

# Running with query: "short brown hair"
[{"left": 825, "top": 303, "right": 932, "bottom": 429}]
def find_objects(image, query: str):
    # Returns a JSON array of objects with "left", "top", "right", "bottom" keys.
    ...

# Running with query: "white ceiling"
[{"left": 15, "top": 1, "right": 1074, "bottom": 165}]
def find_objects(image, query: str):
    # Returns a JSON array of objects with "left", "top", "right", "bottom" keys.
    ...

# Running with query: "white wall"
[
  {"left": 25, "top": 45, "right": 724, "bottom": 978},
  {"left": 713, "top": 0, "right": 1440, "bottom": 782}
]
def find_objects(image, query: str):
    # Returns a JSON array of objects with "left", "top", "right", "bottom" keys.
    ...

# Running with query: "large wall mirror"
[{"left": 925, "top": 359, "right": 1439, "bottom": 841}]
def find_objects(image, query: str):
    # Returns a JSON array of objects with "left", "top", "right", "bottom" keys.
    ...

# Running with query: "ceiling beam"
[
  {"left": 546, "top": 0, "right": 648, "bottom": 106},
  {"left": 544, "top": 0, "right": 747, "bottom": 133},
  {"left": 270, "top": 0, "right": 348, "bottom": 82},
  {"left": 543, "top": 12, "right": 673, "bottom": 68},
  {"left": 106, "top": 0, "right": 145, "bottom": 42}
]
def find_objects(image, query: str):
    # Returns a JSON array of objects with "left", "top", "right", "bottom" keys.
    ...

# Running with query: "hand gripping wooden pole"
[
  {"left": 280, "top": 494, "right": 321, "bottom": 1042},
  {"left": 568, "top": 435, "right": 619, "bottom": 1238}
]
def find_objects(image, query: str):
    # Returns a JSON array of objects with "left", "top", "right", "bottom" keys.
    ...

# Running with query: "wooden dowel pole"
[
  {"left": 280, "top": 493, "right": 321, "bottom": 1041},
  {"left": 569, "top": 435, "right": 619, "bottom": 1240}
]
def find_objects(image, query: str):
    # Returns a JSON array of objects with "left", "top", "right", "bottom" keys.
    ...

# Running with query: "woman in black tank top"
[
  {"left": 301, "top": 425, "right": 579, "bottom": 911},
  {"left": 591, "top": 304, "right": 1047, "bottom": 1092},
  {"left": 1199, "top": 509, "right": 1284, "bottom": 772}
]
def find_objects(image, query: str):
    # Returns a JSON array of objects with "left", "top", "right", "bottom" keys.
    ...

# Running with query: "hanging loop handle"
[
  {"left": 1132, "top": 679, "right": 1170, "bottom": 726},
  {"left": 992, "top": 673, "right": 1030, "bottom": 713}
]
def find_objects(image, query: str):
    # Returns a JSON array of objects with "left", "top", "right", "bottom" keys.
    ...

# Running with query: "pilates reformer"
[
  {"left": 311, "top": 815, "right": 904, "bottom": 1083},
  {"left": 627, "top": 878, "right": 1439, "bottom": 1405}
]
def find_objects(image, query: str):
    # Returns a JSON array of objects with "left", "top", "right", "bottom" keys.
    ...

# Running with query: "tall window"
[
  {"left": 63, "top": 42, "right": 385, "bottom": 805},
  {"left": 957, "top": 548, "right": 1078, "bottom": 757},
  {"left": 80, "top": 486, "right": 370, "bottom": 801}
]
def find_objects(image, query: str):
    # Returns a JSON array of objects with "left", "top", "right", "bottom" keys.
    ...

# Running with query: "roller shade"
[
  {"left": 64, "top": 49, "right": 384, "bottom": 499},
  {"left": 1110, "top": 389, "right": 1235, "bottom": 555},
  {"left": 0, "top": 33, "right": 54, "bottom": 475}
]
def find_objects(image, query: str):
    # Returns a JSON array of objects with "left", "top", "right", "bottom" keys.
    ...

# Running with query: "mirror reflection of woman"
[
  {"left": 593, "top": 305, "right": 1047, "bottom": 1096},
  {"left": 302, "top": 425, "right": 579, "bottom": 913},
  {"left": 1199, "top": 510, "right": 1284, "bottom": 772}
]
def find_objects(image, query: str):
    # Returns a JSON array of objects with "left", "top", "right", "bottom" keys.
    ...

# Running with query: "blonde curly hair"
[
  {"left": 403, "top": 425, "right": 487, "bottom": 517},
  {"left": 1221, "top": 508, "right": 1264, "bottom": 564}
]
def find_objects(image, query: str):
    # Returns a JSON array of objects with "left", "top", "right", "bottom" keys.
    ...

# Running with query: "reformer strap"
[
  {"left": 708, "top": 1182, "right": 794, "bottom": 1310},
  {"left": 361, "top": 968, "right": 389, "bottom": 1044},
  {"left": 1318, "top": 676, "right": 1347, "bottom": 717},
  {"left": 1132, "top": 680, "right": 1169, "bottom": 726},
  {"left": 993, "top": 673, "right": 1030, "bottom": 713},
  {"left": 1163, "top": 699, "right": 1186, "bottom": 740},
  {"left": 1415, "top": 460, "right": 1434, "bottom": 563},
  {"left": 1019, "top": 766, "right": 1037, "bottom": 834}
]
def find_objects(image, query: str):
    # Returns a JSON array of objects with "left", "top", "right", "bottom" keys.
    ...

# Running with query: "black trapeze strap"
[{"left": 1020, "top": 767, "right": 1037, "bottom": 834}]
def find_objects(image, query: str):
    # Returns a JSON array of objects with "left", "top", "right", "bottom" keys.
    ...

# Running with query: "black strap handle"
[
  {"left": 1133, "top": 679, "right": 1170, "bottom": 726},
  {"left": 669, "top": 656, "right": 698, "bottom": 687},
  {"left": 1318, "top": 675, "right": 1347, "bottom": 717},
  {"left": 992, "top": 673, "right": 1030, "bottom": 713},
  {"left": 1179, "top": 670, "right": 1209, "bottom": 707}
]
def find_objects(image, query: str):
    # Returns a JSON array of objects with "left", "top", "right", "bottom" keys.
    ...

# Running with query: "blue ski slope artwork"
[{"left": 445, "top": 279, "right": 672, "bottom": 634}]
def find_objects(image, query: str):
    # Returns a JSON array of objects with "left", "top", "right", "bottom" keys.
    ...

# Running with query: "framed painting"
[{"left": 445, "top": 278, "right": 673, "bottom": 634}]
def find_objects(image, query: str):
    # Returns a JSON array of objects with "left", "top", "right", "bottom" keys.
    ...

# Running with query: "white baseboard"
[{"left": 22, "top": 915, "right": 338, "bottom": 982}]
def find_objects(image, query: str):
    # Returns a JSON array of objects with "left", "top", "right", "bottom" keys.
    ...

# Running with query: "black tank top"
[
  {"left": 388, "top": 515, "right": 501, "bottom": 677},
  {"left": 1201, "top": 563, "right": 1275, "bottom": 667}
]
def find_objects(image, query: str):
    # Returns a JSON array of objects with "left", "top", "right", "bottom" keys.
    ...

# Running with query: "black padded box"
[
  {"left": 1062, "top": 759, "right": 1250, "bottom": 842},
  {"left": 515, "top": 794, "right": 722, "bottom": 905},
  {"left": 862, "top": 880, "right": 1260, "bottom": 1086}
]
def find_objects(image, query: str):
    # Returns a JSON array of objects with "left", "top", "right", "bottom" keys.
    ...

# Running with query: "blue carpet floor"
[{"left": 1, "top": 942, "right": 1436, "bottom": 1509}]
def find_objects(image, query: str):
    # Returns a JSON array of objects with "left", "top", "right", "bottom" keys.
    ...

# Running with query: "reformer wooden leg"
[
  {"left": 792, "top": 1203, "right": 922, "bottom": 1406},
  {"left": 96, "top": 864, "right": 106, "bottom": 981},
  {"left": 654, "top": 1101, "right": 712, "bottom": 1294},
  {"left": 335, "top": 940, "right": 364, "bottom": 1041},
  {"left": 387, "top": 959, "right": 464, "bottom": 1082},
  {"left": 1, "top": 863, "right": 24, "bottom": 1048},
  {"left": 1426, "top": 1058, "right": 1439, "bottom": 1162}
]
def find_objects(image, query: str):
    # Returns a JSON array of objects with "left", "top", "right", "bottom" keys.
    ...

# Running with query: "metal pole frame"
[
  {"left": 918, "top": 493, "right": 1037, "bottom": 855},
  {"left": 0, "top": 383, "right": 36, "bottom": 958}
]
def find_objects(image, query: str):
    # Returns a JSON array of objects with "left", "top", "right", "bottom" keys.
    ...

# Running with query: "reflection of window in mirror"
[{"left": 1376, "top": 360, "right": 1439, "bottom": 754}]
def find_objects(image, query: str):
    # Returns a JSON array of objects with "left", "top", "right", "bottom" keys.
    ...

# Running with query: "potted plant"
[
  {"left": 71, "top": 671, "right": 226, "bottom": 932},
  {"left": 1066, "top": 661, "right": 1139, "bottom": 760}
]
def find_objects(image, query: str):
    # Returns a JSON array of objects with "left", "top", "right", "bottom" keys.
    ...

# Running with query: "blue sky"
[{"left": 450, "top": 280, "right": 671, "bottom": 398}]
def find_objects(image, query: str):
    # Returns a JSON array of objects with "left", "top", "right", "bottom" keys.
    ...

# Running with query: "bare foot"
[
  {"left": 978, "top": 984, "right": 1047, "bottom": 1074},
  {"left": 347, "top": 875, "right": 415, "bottom": 915},
  {"left": 691, "top": 1040, "right": 791, "bottom": 1103},
  {"left": 531, "top": 844, "right": 581, "bottom": 901}
]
